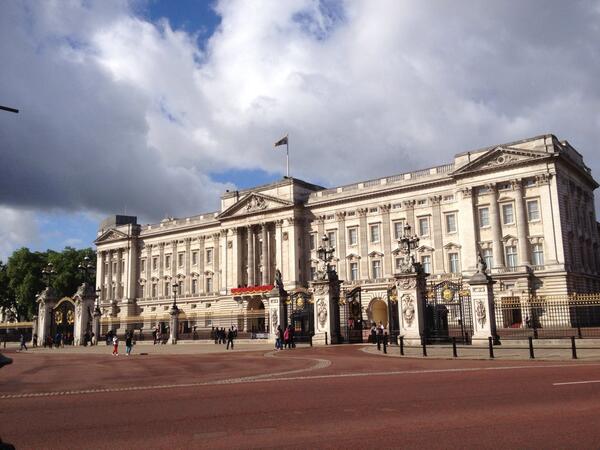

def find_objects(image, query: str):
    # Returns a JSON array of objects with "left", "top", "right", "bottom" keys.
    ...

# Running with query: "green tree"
[
  {"left": 0, "top": 261, "right": 15, "bottom": 319},
  {"left": 6, "top": 248, "right": 46, "bottom": 321},
  {"left": 48, "top": 247, "right": 96, "bottom": 298}
]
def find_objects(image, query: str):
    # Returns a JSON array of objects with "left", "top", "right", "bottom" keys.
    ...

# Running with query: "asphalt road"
[{"left": 2, "top": 346, "right": 600, "bottom": 449}]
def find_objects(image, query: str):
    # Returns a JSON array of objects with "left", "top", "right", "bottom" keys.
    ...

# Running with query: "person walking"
[
  {"left": 226, "top": 328, "right": 235, "bottom": 350},
  {"left": 18, "top": 334, "right": 27, "bottom": 351},
  {"left": 112, "top": 335, "right": 119, "bottom": 356},
  {"left": 283, "top": 326, "right": 290, "bottom": 349},
  {"left": 376, "top": 322, "right": 384, "bottom": 351},
  {"left": 275, "top": 325, "right": 283, "bottom": 350},
  {"left": 125, "top": 332, "right": 133, "bottom": 356},
  {"left": 370, "top": 322, "right": 377, "bottom": 344}
]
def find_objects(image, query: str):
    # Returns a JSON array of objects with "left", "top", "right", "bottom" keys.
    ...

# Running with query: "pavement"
[{"left": 2, "top": 343, "right": 600, "bottom": 449}]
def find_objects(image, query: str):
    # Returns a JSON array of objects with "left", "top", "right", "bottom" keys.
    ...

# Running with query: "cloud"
[
  {"left": 0, "top": 207, "right": 39, "bottom": 262},
  {"left": 1, "top": 0, "right": 599, "bottom": 255}
]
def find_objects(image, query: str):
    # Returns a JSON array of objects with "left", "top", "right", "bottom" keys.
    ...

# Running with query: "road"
[{"left": 1, "top": 345, "right": 600, "bottom": 449}]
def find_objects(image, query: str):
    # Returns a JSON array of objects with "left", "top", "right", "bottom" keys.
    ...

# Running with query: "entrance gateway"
[{"left": 424, "top": 280, "right": 473, "bottom": 344}]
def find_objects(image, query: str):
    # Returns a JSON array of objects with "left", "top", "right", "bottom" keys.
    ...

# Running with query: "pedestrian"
[
  {"left": 290, "top": 325, "right": 296, "bottom": 349},
  {"left": 91, "top": 332, "right": 96, "bottom": 346},
  {"left": 377, "top": 322, "right": 384, "bottom": 351},
  {"left": 275, "top": 325, "right": 283, "bottom": 350},
  {"left": 221, "top": 327, "right": 226, "bottom": 345},
  {"left": 226, "top": 327, "right": 235, "bottom": 350},
  {"left": 32, "top": 333, "right": 38, "bottom": 348},
  {"left": 112, "top": 335, "right": 119, "bottom": 356},
  {"left": 125, "top": 332, "right": 133, "bottom": 356},
  {"left": 283, "top": 326, "right": 290, "bottom": 349},
  {"left": 19, "top": 334, "right": 27, "bottom": 351},
  {"left": 152, "top": 328, "right": 157, "bottom": 345},
  {"left": 370, "top": 322, "right": 377, "bottom": 344}
]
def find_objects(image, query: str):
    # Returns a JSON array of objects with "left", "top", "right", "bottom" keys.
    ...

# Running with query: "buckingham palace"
[{"left": 93, "top": 134, "right": 600, "bottom": 337}]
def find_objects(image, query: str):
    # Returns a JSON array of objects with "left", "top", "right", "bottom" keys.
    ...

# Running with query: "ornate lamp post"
[
  {"left": 78, "top": 256, "right": 95, "bottom": 284},
  {"left": 398, "top": 224, "right": 420, "bottom": 270},
  {"left": 316, "top": 234, "right": 336, "bottom": 278},
  {"left": 41, "top": 263, "right": 56, "bottom": 287},
  {"left": 171, "top": 282, "right": 179, "bottom": 311}
]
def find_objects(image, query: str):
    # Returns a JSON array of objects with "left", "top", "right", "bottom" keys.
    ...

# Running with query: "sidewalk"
[
  {"left": 363, "top": 342, "right": 600, "bottom": 361},
  {"left": 1, "top": 341, "right": 283, "bottom": 355}
]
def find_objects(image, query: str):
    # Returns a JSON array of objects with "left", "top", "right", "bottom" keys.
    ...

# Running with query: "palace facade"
[{"left": 94, "top": 134, "right": 600, "bottom": 333}]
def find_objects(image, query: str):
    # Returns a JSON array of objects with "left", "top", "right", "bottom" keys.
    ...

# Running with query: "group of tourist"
[
  {"left": 211, "top": 325, "right": 237, "bottom": 349},
  {"left": 274, "top": 324, "right": 296, "bottom": 350},
  {"left": 370, "top": 321, "right": 389, "bottom": 351},
  {"left": 111, "top": 330, "right": 134, "bottom": 356}
]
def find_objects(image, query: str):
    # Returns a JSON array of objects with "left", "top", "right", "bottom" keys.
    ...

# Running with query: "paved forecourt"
[{"left": 2, "top": 345, "right": 600, "bottom": 449}]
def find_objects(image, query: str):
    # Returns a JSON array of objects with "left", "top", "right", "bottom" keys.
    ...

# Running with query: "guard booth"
[
  {"left": 338, "top": 287, "right": 363, "bottom": 343},
  {"left": 424, "top": 280, "right": 473, "bottom": 344}
]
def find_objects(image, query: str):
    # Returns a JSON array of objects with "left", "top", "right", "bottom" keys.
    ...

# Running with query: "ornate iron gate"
[
  {"left": 424, "top": 280, "right": 473, "bottom": 344},
  {"left": 387, "top": 285, "right": 400, "bottom": 345},
  {"left": 285, "top": 292, "right": 314, "bottom": 343},
  {"left": 339, "top": 287, "right": 363, "bottom": 343}
]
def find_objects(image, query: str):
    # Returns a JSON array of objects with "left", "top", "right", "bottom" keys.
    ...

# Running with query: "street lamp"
[
  {"left": 78, "top": 256, "right": 95, "bottom": 284},
  {"left": 398, "top": 224, "right": 420, "bottom": 267},
  {"left": 94, "top": 287, "right": 102, "bottom": 313},
  {"left": 41, "top": 263, "right": 56, "bottom": 287},
  {"left": 171, "top": 282, "right": 179, "bottom": 310},
  {"left": 317, "top": 234, "right": 335, "bottom": 267}
]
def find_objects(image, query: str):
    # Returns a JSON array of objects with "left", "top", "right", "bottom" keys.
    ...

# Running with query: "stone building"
[{"left": 94, "top": 134, "right": 600, "bottom": 334}]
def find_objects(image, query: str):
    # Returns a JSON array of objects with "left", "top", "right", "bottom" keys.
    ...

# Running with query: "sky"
[{"left": 1, "top": 0, "right": 600, "bottom": 261}]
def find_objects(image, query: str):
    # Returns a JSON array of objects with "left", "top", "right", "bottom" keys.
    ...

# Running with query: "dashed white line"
[{"left": 553, "top": 380, "right": 600, "bottom": 386}]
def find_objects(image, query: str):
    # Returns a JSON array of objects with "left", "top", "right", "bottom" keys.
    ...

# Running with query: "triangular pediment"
[
  {"left": 94, "top": 228, "right": 129, "bottom": 244},
  {"left": 217, "top": 192, "right": 294, "bottom": 219},
  {"left": 453, "top": 146, "right": 551, "bottom": 176}
]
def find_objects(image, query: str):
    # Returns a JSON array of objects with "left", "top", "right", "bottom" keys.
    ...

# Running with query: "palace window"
[
  {"left": 393, "top": 220, "right": 405, "bottom": 240},
  {"left": 191, "top": 279, "right": 198, "bottom": 295},
  {"left": 349, "top": 262, "right": 358, "bottom": 281},
  {"left": 418, "top": 217, "right": 430, "bottom": 237},
  {"left": 140, "top": 259, "right": 146, "bottom": 274},
  {"left": 445, "top": 213, "right": 457, "bottom": 234},
  {"left": 206, "top": 248, "right": 213, "bottom": 264},
  {"left": 192, "top": 251, "right": 198, "bottom": 266},
  {"left": 152, "top": 257, "right": 158, "bottom": 271},
  {"left": 327, "top": 230, "right": 336, "bottom": 247},
  {"left": 309, "top": 233, "right": 316, "bottom": 250},
  {"left": 165, "top": 255, "right": 171, "bottom": 269},
  {"left": 448, "top": 253, "right": 459, "bottom": 273},
  {"left": 370, "top": 224, "right": 381, "bottom": 243},
  {"left": 348, "top": 227, "right": 358, "bottom": 246},
  {"left": 532, "top": 244, "right": 544, "bottom": 266},
  {"left": 310, "top": 266, "right": 317, "bottom": 281},
  {"left": 206, "top": 277, "right": 213, "bottom": 293},
  {"left": 178, "top": 253, "right": 184, "bottom": 268},
  {"left": 371, "top": 260, "right": 382, "bottom": 279},
  {"left": 505, "top": 245, "right": 518, "bottom": 268},
  {"left": 395, "top": 257, "right": 404, "bottom": 271},
  {"left": 479, "top": 207, "right": 490, "bottom": 228},
  {"left": 151, "top": 283, "right": 157, "bottom": 297},
  {"left": 483, "top": 248, "right": 493, "bottom": 270},
  {"left": 527, "top": 200, "right": 540, "bottom": 222},
  {"left": 421, "top": 255, "right": 431, "bottom": 274},
  {"left": 502, "top": 203, "right": 515, "bottom": 225},
  {"left": 164, "top": 281, "right": 169, "bottom": 296}
]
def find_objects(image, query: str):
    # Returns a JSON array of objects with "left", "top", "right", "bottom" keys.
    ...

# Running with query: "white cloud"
[
  {"left": 0, "top": 207, "right": 39, "bottom": 262},
  {"left": 1, "top": 0, "right": 600, "bottom": 261}
]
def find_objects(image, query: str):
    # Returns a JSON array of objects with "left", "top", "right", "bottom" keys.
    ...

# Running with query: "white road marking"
[
  {"left": 3, "top": 360, "right": 599, "bottom": 400},
  {"left": 553, "top": 380, "right": 600, "bottom": 386}
]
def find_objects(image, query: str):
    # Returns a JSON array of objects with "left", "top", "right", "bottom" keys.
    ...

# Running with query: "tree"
[
  {"left": 0, "top": 261, "right": 15, "bottom": 320},
  {"left": 6, "top": 248, "right": 46, "bottom": 321},
  {"left": 48, "top": 247, "right": 96, "bottom": 298}
]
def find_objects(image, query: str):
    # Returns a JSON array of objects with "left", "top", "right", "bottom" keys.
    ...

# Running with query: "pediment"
[
  {"left": 94, "top": 228, "right": 129, "bottom": 244},
  {"left": 452, "top": 146, "right": 551, "bottom": 176},
  {"left": 217, "top": 192, "right": 294, "bottom": 220}
]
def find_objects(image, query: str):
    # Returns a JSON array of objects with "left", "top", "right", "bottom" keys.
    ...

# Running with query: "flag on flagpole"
[{"left": 274, "top": 135, "right": 288, "bottom": 147}]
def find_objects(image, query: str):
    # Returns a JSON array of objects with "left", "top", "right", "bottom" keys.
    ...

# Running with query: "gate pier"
[
  {"left": 395, "top": 269, "right": 428, "bottom": 346},
  {"left": 36, "top": 287, "right": 57, "bottom": 346},
  {"left": 469, "top": 268, "right": 498, "bottom": 345}
]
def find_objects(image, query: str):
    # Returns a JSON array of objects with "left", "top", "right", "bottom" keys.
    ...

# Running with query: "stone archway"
[
  {"left": 368, "top": 298, "right": 388, "bottom": 328},
  {"left": 247, "top": 297, "right": 266, "bottom": 332}
]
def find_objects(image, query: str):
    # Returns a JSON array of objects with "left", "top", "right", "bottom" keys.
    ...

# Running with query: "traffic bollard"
[
  {"left": 571, "top": 336, "right": 578, "bottom": 359},
  {"left": 325, "top": 332, "right": 328, "bottom": 346},
  {"left": 400, "top": 336, "right": 404, "bottom": 356},
  {"left": 528, "top": 336, "right": 535, "bottom": 359},
  {"left": 488, "top": 336, "right": 494, "bottom": 359},
  {"left": 452, "top": 337, "right": 458, "bottom": 358},
  {"left": 422, "top": 338, "right": 427, "bottom": 357}
]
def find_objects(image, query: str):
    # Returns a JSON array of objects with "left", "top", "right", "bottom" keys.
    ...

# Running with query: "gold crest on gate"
[{"left": 442, "top": 288, "right": 455, "bottom": 302}]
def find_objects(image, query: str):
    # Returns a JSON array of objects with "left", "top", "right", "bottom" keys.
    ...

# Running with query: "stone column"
[
  {"left": 430, "top": 196, "right": 444, "bottom": 273},
  {"left": 489, "top": 184, "right": 505, "bottom": 269},
  {"left": 381, "top": 204, "right": 393, "bottom": 277},
  {"left": 92, "top": 302, "right": 101, "bottom": 345},
  {"left": 247, "top": 225, "right": 255, "bottom": 286},
  {"left": 184, "top": 237, "right": 192, "bottom": 294},
  {"left": 536, "top": 174, "right": 558, "bottom": 264},
  {"left": 395, "top": 270, "right": 427, "bottom": 345},
  {"left": 198, "top": 236, "right": 205, "bottom": 293},
  {"left": 96, "top": 251, "right": 105, "bottom": 300},
  {"left": 358, "top": 208, "right": 369, "bottom": 279},
  {"left": 30, "top": 315, "right": 38, "bottom": 346},
  {"left": 403, "top": 200, "right": 416, "bottom": 232},
  {"left": 458, "top": 187, "right": 478, "bottom": 272},
  {"left": 336, "top": 212, "right": 347, "bottom": 280},
  {"left": 513, "top": 179, "right": 531, "bottom": 266},
  {"left": 213, "top": 232, "right": 222, "bottom": 292},
  {"left": 158, "top": 243, "right": 165, "bottom": 296},
  {"left": 311, "top": 278, "right": 342, "bottom": 345},
  {"left": 169, "top": 305, "right": 179, "bottom": 344},
  {"left": 73, "top": 283, "right": 95, "bottom": 345},
  {"left": 36, "top": 287, "right": 57, "bottom": 346},
  {"left": 231, "top": 228, "right": 240, "bottom": 288},
  {"left": 171, "top": 240, "right": 178, "bottom": 281},
  {"left": 286, "top": 218, "right": 300, "bottom": 289},
  {"left": 275, "top": 220, "right": 284, "bottom": 279},
  {"left": 469, "top": 271, "right": 498, "bottom": 344},
  {"left": 116, "top": 248, "right": 123, "bottom": 300},
  {"left": 261, "top": 223, "right": 269, "bottom": 285},
  {"left": 106, "top": 251, "right": 113, "bottom": 302}
]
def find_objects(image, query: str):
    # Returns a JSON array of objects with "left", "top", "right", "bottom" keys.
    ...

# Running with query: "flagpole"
[{"left": 286, "top": 135, "right": 290, "bottom": 178}]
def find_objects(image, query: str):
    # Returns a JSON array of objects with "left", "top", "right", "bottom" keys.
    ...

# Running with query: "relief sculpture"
[
  {"left": 317, "top": 298, "right": 328, "bottom": 329},
  {"left": 401, "top": 294, "right": 415, "bottom": 327}
]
